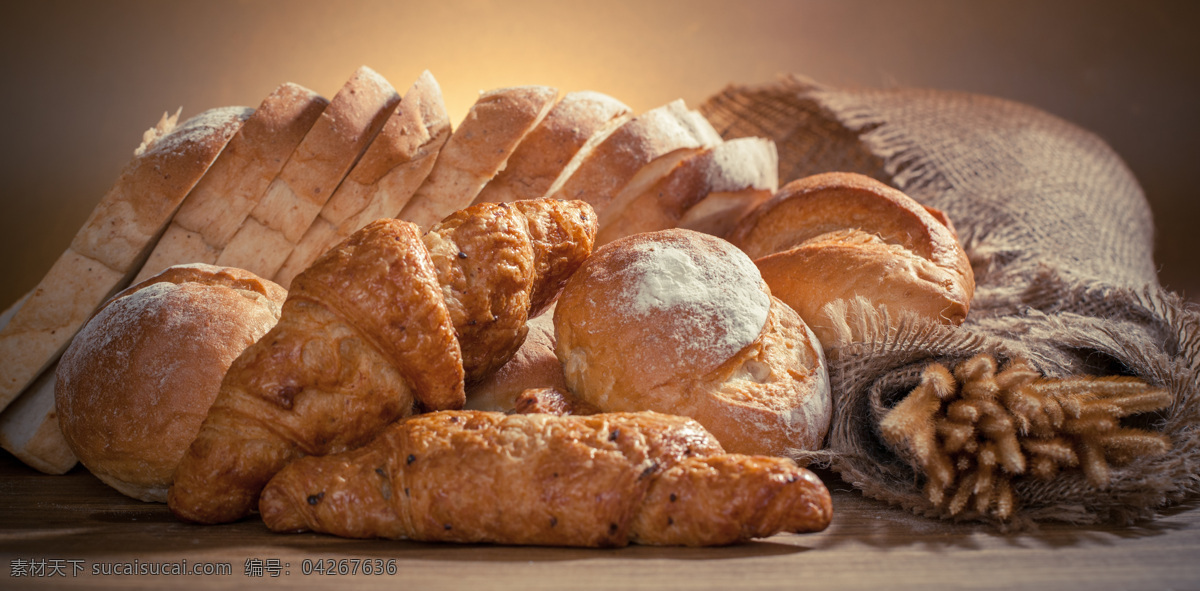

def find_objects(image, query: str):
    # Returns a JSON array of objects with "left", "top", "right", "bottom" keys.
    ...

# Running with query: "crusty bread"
[
  {"left": 274, "top": 70, "right": 452, "bottom": 287},
  {"left": 215, "top": 66, "right": 401, "bottom": 278},
  {"left": 727, "top": 172, "right": 975, "bottom": 348},
  {"left": 464, "top": 308, "right": 567, "bottom": 412},
  {"left": 553, "top": 229, "right": 831, "bottom": 457},
  {"left": 134, "top": 83, "right": 329, "bottom": 282},
  {"left": 398, "top": 85, "right": 558, "bottom": 229},
  {"left": 596, "top": 137, "right": 778, "bottom": 246},
  {"left": 546, "top": 100, "right": 722, "bottom": 225},
  {"left": 473, "top": 90, "right": 632, "bottom": 205},
  {"left": 55, "top": 264, "right": 286, "bottom": 502},
  {"left": 0, "top": 106, "right": 249, "bottom": 415}
]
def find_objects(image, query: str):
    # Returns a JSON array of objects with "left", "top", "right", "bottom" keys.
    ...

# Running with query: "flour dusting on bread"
[{"left": 621, "top": 235, "right": 769, "bottom": 367}]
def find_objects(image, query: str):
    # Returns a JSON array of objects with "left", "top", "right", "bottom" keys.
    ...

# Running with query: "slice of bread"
[
  {"left": 545, "top": 99, "right": 722, "bottom": 224},
  {"left": 397, "top": 85, "right": 558, "bottom": 230},
  {"left": 598, "top": 137, "right": 778, "bottom": 245},
  {"left": 273, "top": 70, "right": 452, "bottom": 287},
  {"left": 0, "top": 292, "right": 75, "bottom": 474},
  {"left": 0, "top": 106, "right": 249, "bottom": 413},
  {"left": 676, "top": 137, "right": 779, "bottom": 237},
  {"left": 134, "top": 83, "right": 329, "bottom": 283},
  {"left": 215, "top": 66, "right": 401, "bottom": 278},
  {"left": 472, "top": 90, "right": 631, "bottom": 205}
]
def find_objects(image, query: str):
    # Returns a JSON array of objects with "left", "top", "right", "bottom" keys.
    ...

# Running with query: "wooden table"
[{"left": 2, "top": 453, "right": 1198, "bottom": 590}]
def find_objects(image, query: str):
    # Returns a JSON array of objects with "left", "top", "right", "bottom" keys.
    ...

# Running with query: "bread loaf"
[
  {"left": 0, "top": 293, "right": 76, "bottom": 474},
  {"left": 554, "top": 228, "right": 831, "bottom": 457},
  {"left": 464, "top": 309, "right": 567, "bottom": 412},
  {"left": 727, "top": 172, "right": 975, "bottom": 348},
  {"left": 55, "top": 264, "right": 286, "bottom": 502}
]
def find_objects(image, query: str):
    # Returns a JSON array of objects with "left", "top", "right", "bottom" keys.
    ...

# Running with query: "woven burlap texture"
[{"left": 700, "top": 75, "right": 1200, "bottom": 525}]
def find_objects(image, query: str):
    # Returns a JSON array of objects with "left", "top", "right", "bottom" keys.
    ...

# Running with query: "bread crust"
[
  {"left": 554, "top": 229, "right": 831, "bottom": 456},
  {"left": 728, "top": 172, "right": 975, "bottom": 346},
  {"left": 55, "top": 264, "right": 286, "bottom": 501}
]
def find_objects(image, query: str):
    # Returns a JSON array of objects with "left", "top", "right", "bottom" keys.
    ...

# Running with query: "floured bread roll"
[
  {"left": 727, "top": 172, "right": 974, "bottom": 349},
  {"left": 55, "top": 264, "right": 286, "bottom": 502},
  {"left": 553, "top": 229, "right": 830, "bottom": 457}
]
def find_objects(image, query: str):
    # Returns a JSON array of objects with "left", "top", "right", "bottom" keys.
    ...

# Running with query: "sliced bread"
[
  {"left": 545, "top": 99, "right": 722, "bottom": 224},
  {"left": 397, "top": 85, "right": 558, "bottom": 230},
  {"left": 472, "top": 90, "right": 631, "bottom": 205},
  {"left": 134, "top": 83, "right": 329, "bottom": 282},
  {"left": 273, "top": 70, "right": 452, "bottom": 287},
  {"left": 215, "top": 66, "right": 400, "bottom": 278},
  {"left": 597, "top": 136, "right": 778, "bottom": 245}
]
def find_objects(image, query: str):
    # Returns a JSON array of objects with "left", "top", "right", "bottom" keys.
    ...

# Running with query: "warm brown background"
[{"left": 1, "top": 0, "right": 1197, "bottom": 311}]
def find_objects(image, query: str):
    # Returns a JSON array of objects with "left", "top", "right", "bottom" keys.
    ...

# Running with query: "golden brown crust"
[
  {"left": 56, "top": 264, "right": 285, "bottom": 502},
  {"left": 553, "top": 229, "right": 831, "bottom": 457},
  {"left": 424, "top": 200, "right": 597, "bottom": 383},
  {"left": 169, "top": 220, "right": 459, "bottom": 523},
  {"left": 294, "top": 219, "right": 464, "bottom": 411},
  {"left": 260, "top": 410, "right": 829, "bottom": 546},
  {"left": 727, "top": 172, "right": 975, "bottom": 344},
  {"left": 630, "top": 455, "right": 833, "bottom": 546}
]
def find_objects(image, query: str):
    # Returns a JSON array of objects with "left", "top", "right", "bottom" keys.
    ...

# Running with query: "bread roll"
[
  {"left": 553, "top": 229, "right": 831, "bottom": 457},
  {"left": 727, "top": 172, "right": 975, "bottom": 348},
  {"left": 464, "top": 309, "right": 568, "bottom": 412},
  {"left": 55, "top": 264, "right": 286, "bottom": 502}
]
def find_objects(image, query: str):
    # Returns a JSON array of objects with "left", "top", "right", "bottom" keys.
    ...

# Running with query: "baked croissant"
[
  {"left": 169, "top": 199, "right": 598, "bottom": 524},
  {"left": 259, "top": 410, "right": 833, "bottom": 547}
]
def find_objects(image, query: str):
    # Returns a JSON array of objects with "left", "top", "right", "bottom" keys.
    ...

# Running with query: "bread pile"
[{"left": 0, "top": 65, "right": 979, "bottom": 546}]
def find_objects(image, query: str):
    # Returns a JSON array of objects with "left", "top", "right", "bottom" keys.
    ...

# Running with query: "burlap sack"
[{"left": 700, "top": 75, "right": 1200, "bottom": 526}]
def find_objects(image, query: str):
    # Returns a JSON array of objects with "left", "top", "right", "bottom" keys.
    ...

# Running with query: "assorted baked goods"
[
  {"left": 0, "top": 66, "right": 1004, "bottom": 546},
  {"left": 169, "top": 199, "right": 597, "bottom": 524},
  {"left": 553, "top": 228, "right": 832, "bottom": 457},
  {"left": 55, "top": 264, "right": 287, "bottom": 502},
  {"left": 727, "top": 172, "right": 975, "bottom": 348},
  {"left": 259, "top": 410, "right": 832, "bottom": 547}
]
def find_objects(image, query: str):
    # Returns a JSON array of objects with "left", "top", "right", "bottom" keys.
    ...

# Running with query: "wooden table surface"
[{"left": 2, "top": 453, "right": 1198, "bottom": 590}]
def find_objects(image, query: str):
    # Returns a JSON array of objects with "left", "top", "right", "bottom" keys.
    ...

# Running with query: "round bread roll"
[
  {"left": 727, "top": 172, "right": 975, "bottom": 348},
  {"left": 553, "top": 228, "right": 831, "bottom": 457},
  {"left": 464, "top": 307, "right": 568, "bottom": 412},
  {"left": 55, "top": 263, "right": 287, "bottom": 502}
]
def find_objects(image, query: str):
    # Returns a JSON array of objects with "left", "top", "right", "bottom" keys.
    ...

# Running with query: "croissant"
[
  {"left": 168, "top": 199, "right": 598, "bottom": 524},
  {"left": 259, "top": 410, "right": 833, "bottom": 547}
]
